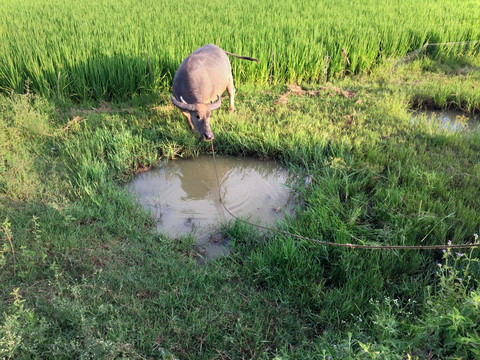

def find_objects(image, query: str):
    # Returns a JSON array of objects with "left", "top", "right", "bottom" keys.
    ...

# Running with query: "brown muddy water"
[
  {"left": 127, "top": 155, "right": 295, "bottom": 262},
  {"left": 413, "top": 109, "right": 479, "bottom": 132}
]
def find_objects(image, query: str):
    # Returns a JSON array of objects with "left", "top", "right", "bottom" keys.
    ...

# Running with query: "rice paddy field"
[
  {"left": 1, "top": 0, "right": 480, "bottom": 100},
  {"left": 1, "top": 0, "right": 480, "bottom": 359}
]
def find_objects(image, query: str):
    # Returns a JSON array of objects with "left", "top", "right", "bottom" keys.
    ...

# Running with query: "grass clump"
[
  {"left": 417, "top": 237, "right": 480, "bottom": 359},
  {"left": 387, "top": 54, "right": 480, "bottom": 114},
  {"left": 0, "top": 93, "right": 62, "bottom": 201},
  {"left": 0, "top": 55, "right": 479, "bottom": 358}
]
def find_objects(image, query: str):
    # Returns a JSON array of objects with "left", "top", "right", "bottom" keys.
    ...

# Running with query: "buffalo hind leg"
[{"left": 227, "top": 77, "right": 235, "bottom": 112}]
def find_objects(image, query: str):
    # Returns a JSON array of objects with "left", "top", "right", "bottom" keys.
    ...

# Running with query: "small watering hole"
[
  {"left": 412, "top": 109, "right": 479, "bottom": 132},
  {"left": 127, "top": 155, "right": 295, "bottom": 262}
]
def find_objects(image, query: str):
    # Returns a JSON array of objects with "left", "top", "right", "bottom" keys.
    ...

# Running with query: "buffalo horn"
[
  {"left": 170, "top": 95, "right": 196, "bottom": 111},
  {"left": 208, "top": 95, "right": 222, "bottom": 110}
]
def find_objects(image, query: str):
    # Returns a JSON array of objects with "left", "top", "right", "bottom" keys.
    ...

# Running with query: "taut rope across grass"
[{"left": 210, "top": 141, "right": 480, "bottom": 250}]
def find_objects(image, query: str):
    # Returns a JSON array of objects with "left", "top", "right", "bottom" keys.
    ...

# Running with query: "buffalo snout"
[{"left": 203, "top": 131, "right": 214, "bottom": 141}]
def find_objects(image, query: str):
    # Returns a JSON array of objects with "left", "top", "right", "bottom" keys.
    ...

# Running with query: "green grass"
[
  {"left": 388, "top": 54, "right": 480, "bottom": 114},
  {"left": 1, "top": 54, "right": 480, "bottom": 358},
  {"left": 1, "top": 0, "right": 480, "bottom": 101}
]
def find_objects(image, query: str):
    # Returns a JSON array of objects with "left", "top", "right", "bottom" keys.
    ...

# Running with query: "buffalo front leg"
[
  {"left": 227, "top": 78, "right": 235, "bottom": 112},
  {"left": 181, "top": 111, "right": 194, "bottom": 130}
]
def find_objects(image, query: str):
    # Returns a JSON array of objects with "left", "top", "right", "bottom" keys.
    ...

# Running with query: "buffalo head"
[{"left": 170, "top": 95, "right": 221, "bottom": 141}]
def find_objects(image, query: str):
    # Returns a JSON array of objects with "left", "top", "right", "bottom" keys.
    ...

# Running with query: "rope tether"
[{"left": 210, "top": 141, "right": 480, "bottom": 250}]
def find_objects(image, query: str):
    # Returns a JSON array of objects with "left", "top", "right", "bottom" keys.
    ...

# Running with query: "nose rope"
[{"left": 210, "top": 141, "right": 480, "bottom": 250}]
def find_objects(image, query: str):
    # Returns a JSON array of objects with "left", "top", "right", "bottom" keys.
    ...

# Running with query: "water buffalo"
[{"left": 170, "top": 44, "right": 259, "bottom": 141}]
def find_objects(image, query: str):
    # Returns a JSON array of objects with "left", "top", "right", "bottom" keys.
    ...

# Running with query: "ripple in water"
[{"left": 127, "top": 155, "right": 295, "bottom": 262}]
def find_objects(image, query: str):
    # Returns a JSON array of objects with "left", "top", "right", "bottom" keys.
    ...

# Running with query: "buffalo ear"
[{"left": 208, "top": 95, "right": 221, "bottom": 110}]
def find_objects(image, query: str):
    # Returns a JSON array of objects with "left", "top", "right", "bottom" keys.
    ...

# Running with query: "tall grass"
[
  {"left": 1, "top": 0, "right": 479, "bottom": 100},
  {"left": 1, "top": 60, "right": 480, "bottom": 357}
]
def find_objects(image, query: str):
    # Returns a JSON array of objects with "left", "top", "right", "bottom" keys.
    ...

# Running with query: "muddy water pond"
[
  {"left": 127, "top": 155, "right": 295, "bottom": 262},
  {"left": 413, "top": 109, "right": 479, "bottom": 132}
]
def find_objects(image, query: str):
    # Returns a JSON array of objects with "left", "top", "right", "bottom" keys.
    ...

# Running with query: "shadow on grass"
[{"left": 8, "top": 54, "right": 179, "bottom": 103}]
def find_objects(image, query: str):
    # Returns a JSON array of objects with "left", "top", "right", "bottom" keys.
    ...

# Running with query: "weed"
[
  {"left": 16, "top": 216, "right": 48, "bottom": 281},
  {"left": 0, "top": 289, "right": 48, "bottom": 359},
  {"left": 0, "top": 218, "right": 15, "bottom": 273},
  {"left": 416, "top": 235, "right": 480, "bottom": 358}
]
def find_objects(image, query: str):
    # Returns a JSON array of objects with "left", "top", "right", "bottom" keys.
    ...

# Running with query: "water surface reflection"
[{"left": 128, "top": 155, "right": 295, "bottom": 261}]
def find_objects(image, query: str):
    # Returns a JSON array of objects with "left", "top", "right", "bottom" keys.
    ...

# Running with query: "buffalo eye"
[{"left": 195, "top": 114, "right": 200, "bottom": 119}]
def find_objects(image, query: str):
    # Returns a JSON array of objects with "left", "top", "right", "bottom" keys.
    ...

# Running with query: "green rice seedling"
[{"left": 1, "top": 0, "right": 479, "bottom": 100}]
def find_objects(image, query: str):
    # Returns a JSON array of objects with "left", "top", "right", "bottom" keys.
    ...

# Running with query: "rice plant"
[{"left": 1, "top": 0, "right": 479, "bottom": 101}]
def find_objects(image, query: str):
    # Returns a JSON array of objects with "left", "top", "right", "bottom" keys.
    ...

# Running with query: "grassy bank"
[
  {"left": 1, "top": 0, "right": 480, "bottom": 101},
  {"left": 1, "top": 56, "right": 480, "bottom": 358}
]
